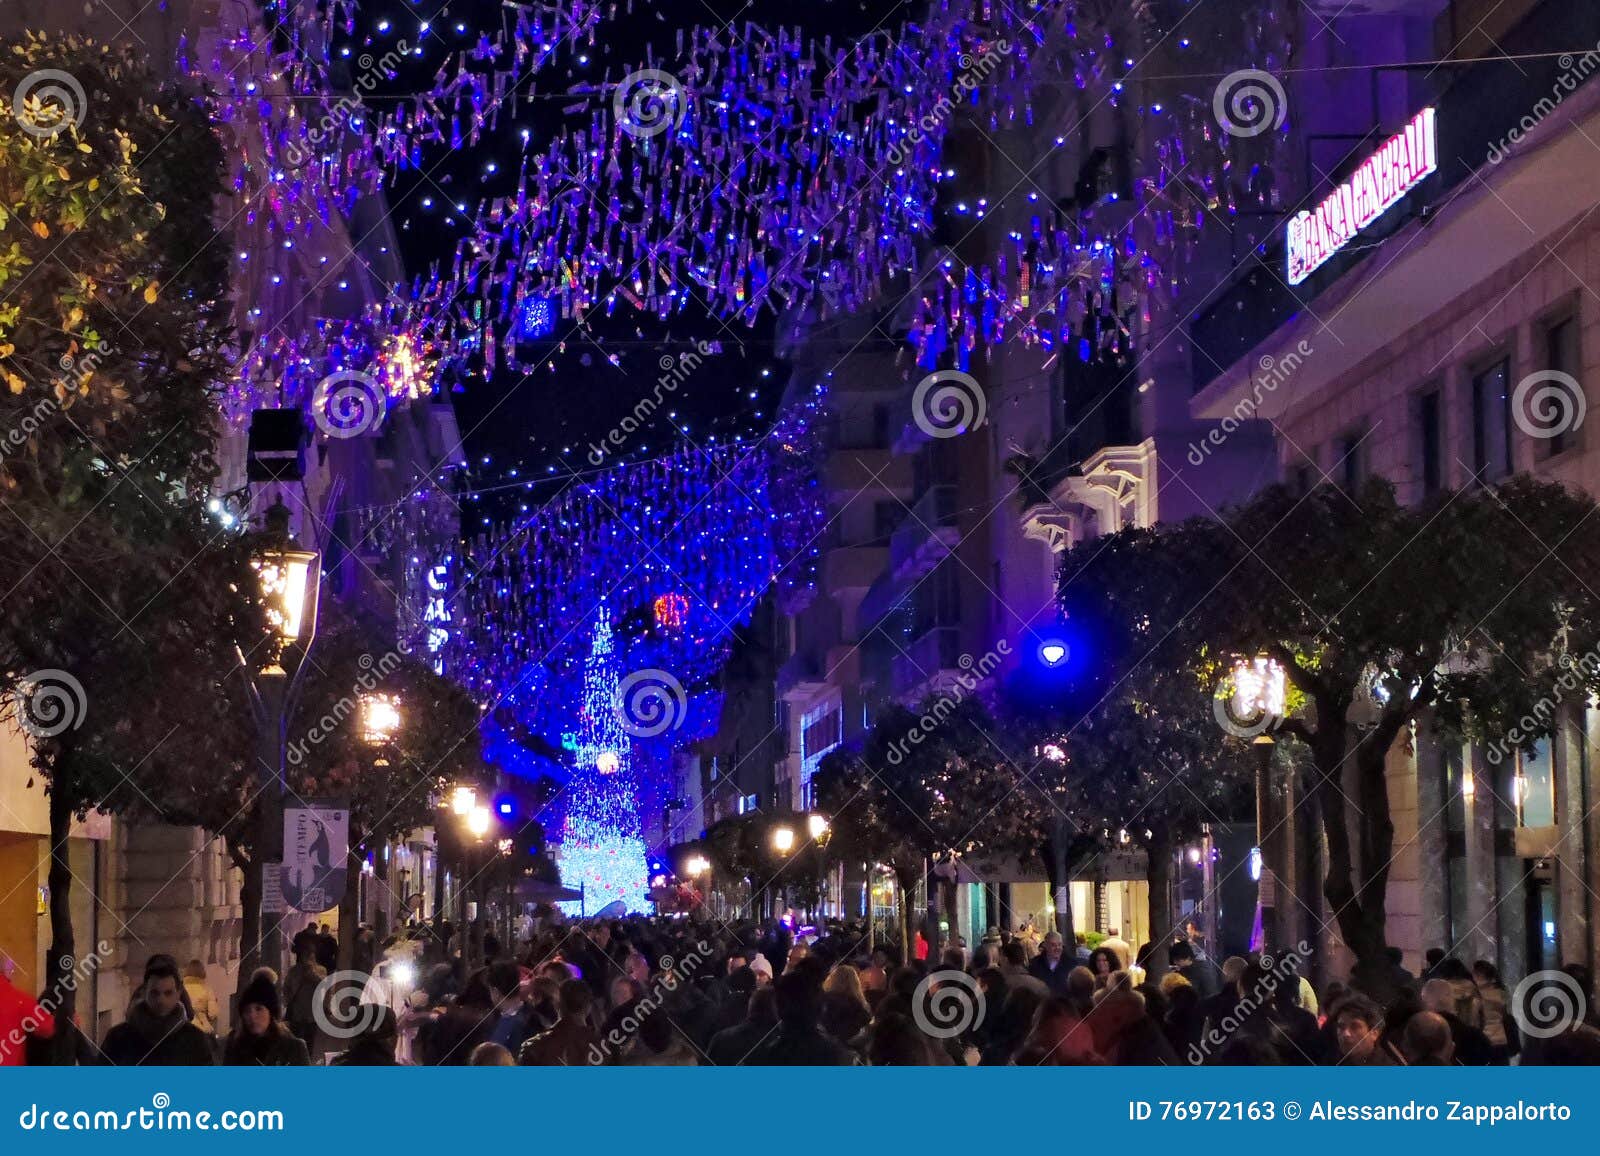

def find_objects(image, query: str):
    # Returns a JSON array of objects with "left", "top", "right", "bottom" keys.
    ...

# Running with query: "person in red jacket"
[{"left": 0, "top": 955, "right": 56, "bottom": 1065}]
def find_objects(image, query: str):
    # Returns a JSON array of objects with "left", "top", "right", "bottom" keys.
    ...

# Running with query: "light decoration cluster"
[{"left": 199, "top": 0, "right": 1295, "bottom": 420}]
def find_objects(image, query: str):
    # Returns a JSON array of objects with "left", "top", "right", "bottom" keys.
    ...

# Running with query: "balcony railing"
[{"left": 889, "top": 484, "right": 959, "bottom": 573}]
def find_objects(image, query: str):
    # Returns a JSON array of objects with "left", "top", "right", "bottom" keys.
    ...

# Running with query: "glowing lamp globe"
[
  {"left": 807, "top": 814, "right": 828, "bottom": 840},
  {"left": 359, "top": 693, "right": 402, "bottom": 747},
  {"left": 450, "top": 786, "right": 477, "bottom": 816},
  {"left": 772, "top": 825, "right": 795, "bottom": 854},
  {"left": 467, "top": 805, "right": 492, "bottom": 840},
  {"left": 1038, "top": 640, "right": 1068, "bottom": 668}
]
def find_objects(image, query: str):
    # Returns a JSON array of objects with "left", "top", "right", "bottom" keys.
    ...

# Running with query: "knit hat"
[
  {"left": 748, "top": 953, "right": 774, "bottom": 980},
  {"left": 238, "top": 973, "right": 281, "bottom": 1021}
]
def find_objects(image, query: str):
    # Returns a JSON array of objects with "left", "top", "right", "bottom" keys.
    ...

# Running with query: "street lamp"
[
  {"left": 467, "top": 804, "right": 492, "bottom": 841},
  {"left": 807, "top": 813, "right": 828, "bottom": 841},
  {"left": 450, "top": 785, "right": 477, "bottom": 817},
  {"left": 243, "top": 496, "right": 320, "bottom": 979},
  {"left": 771, "top": 825, "right": 795, "bottom": 855},
  {"left": 1232, "top": 654, "right": 1287, "bottom": 951},
  {"left": 359, "top": 693, "right": 402, "bottom": 749}
]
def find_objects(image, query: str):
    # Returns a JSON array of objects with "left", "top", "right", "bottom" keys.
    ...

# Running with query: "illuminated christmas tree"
[{"left": 559, "top": 608, "right": 648, "bottom": 912}]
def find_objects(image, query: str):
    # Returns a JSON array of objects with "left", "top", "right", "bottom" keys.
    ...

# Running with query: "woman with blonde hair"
[
  {"left": 182, "top": 960, "right": 220, "bottom": 1040},
  {"left": 820, "top": 964, "right": 872, "bottom": 1052}
]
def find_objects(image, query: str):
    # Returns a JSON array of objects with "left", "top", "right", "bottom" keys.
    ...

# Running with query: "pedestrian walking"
[
  {"left": 101, "top": 957, "right": 213, "bottom": 1066},
  {"left": 223, "top": 974, "right": 310, "bottom": 1066}
]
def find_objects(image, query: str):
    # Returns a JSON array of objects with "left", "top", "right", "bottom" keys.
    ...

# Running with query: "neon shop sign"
[{"left": 1287, "top": 107, "right": 1437, "bottom": 285}]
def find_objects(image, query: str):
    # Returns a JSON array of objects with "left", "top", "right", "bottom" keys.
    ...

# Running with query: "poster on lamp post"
[{"left": 281, "top": 803, "right": 349, "bottom": 914}]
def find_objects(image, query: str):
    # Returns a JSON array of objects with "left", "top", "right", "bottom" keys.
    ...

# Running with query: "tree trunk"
[
  {"left": 337, "top": 823, "right": 364, "bottom": 972},
  {"left": 1046, "top": 821, "right": 1077, "bottom": 948},
  {"left": 1314, "top": 722, "right": 1395, "bottom": 998},
  {"left": 894, "top": 870, "right": 915, "bottom": 964},
  {"left": 236, "top": 846, "right": 261, "bottom": 985},
  {"left": 43, "top": 786, "right": 77, "bottom": 1065},
  {"left": 1144, "top": 825, "right": 1174, "bottom": 976},
  {"left": 940, "top": 876, "right": 960, "bottom": 960}
]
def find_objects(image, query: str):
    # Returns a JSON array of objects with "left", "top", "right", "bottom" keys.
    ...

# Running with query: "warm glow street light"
[
  {"left": 685, "top": 854, "right": 709, "bottom": 877},
  {"left": 1230, "top": 655, "right": 1286, "bottom": 730},
  {"left": 359, "top": 693, "right": 402, "bottom": 748},
  {"left": 467, "top": 804, "right": 492, "bottom": 840},
  {"left": 772, "top": 825, "right": 795, "bottom": 854},
  {"left": 450, "top": 785, "right": 477, "bottom": 816},
  {"left": 807, "top": 813, "right": 828, "bottom": 840}
]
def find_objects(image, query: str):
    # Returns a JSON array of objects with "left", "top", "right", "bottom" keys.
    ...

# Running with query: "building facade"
[{"left": 1190, "top": 0, "right": 1600, "bottom": 981}]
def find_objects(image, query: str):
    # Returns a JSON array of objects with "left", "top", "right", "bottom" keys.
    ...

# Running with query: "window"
[
  {"left": 1543, "top": 316, "right": 1581, "bottom": 456},
  {"left": 1516, "top": 739, "right": 1555, "bottom": 829},
  {"left": 1418, "top": 389, "right": 1442, "bottom": 494},
  {"left": 1337, "top": 428, "right": 1367, "bottom": 492},
  {"left": 737, "top": 792, "right": 760, "bottom": 815},
  {"left": 1472, "top": 358, "right": 1512, "bottom": 482},
  {"left": 801, "top": 702, "right": 842, "bottom": 782}
]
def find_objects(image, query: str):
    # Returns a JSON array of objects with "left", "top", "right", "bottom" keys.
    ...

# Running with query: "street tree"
[
  {"left": 0, "top": 34, "right": 238, "bottom": 1057},
  {"left": 1061, "top": 477, "right": 1600, "bottom": 992}
]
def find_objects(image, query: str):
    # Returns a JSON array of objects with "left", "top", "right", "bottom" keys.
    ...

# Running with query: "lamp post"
[
  {"left": 244, "top": 497, "right": 321, "bottom": 980},
  {"left": 1231, "top": 655, "right": 1287, "bottom": 952},
  {"left": 685, "top": 854, "right": 711, "bottom": 916},
  {"left": 358, "top": 694, "right": 402, "bottom": 935}
]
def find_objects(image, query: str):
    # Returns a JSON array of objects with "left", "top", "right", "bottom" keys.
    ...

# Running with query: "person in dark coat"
[
  {"left": 519, "top": 980, "right": 601, "bottom": 1066},
  {"left": 101, "top": 957, "right": 213, "bottom": 1066},
  {"left": 746, "top": 972, "right": 856, "bottom": 1065},
  {"left": 707, "top": 986, "right": 779, "bottom": 1066},
  {"left": 223, "top": 974, "right": 310, "bottom": 1066},
  {"left": 1026, "top": 932, "right": 1073, "bottom": 996},
  {"left": 417, "top": 971, "right": 494, "bottom": 1064},
  {"left": 328, "top": 1007, "right": 399, "bottom": 1066}
]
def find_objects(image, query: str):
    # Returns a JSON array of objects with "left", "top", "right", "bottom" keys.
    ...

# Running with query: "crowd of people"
[{"left": 4, "top": 915, "right": 1599, "bottom": 1065}]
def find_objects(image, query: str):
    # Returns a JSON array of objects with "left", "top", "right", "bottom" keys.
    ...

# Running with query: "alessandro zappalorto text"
[{"left": 1128, "top": 1100, "right": 1572, "bottom": 1125}]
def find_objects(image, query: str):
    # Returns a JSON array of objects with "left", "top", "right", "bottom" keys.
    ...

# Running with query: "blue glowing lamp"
[{"left": 1038, "top": 640, "right": 1069, "bottom": 668}]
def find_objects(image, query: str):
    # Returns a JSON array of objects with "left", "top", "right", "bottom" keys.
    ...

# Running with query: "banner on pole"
[{"left": 281, "top": 804, "right": 348, "bottom": 914}]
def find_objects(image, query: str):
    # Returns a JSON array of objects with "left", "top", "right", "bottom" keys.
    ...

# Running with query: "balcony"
[
  {"left": 892, "top": 627, "right": 963, "bottom": 699},
  {"left": 889, "top": 485, "right": 959, "bottom": 575},
  {"left": 776, "top": 650, "right": 828, "bottom": 700},
  {"left": 823, "top": 545, "right": 889, "bottom": 595}
]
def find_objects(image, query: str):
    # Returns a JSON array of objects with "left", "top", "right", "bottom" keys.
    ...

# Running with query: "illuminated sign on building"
[{"left": 1287, "top": 107, "right": 1437, "bottom": 285}]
